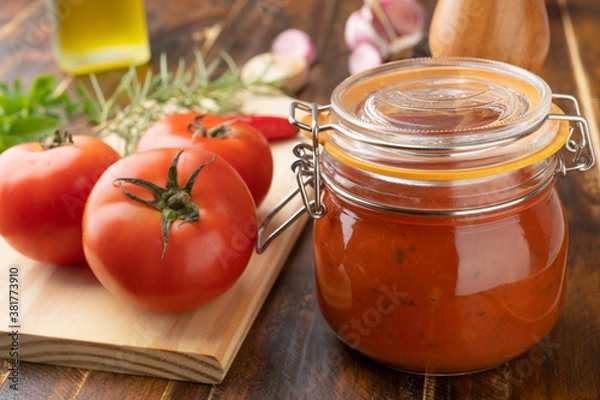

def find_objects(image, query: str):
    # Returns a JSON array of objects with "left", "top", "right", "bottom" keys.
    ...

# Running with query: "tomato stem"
[
  {"left": 187, "top": 114, "right": 251, "bottom": 139},
  {"left": 114, "top": 150, "right": 215, "bottom": 258},
  {"left": 167, "top": 192, "right": 190, "bottom": 209},
  {"left": 39, "top": 130, "right": 74, "bottom": 150}
]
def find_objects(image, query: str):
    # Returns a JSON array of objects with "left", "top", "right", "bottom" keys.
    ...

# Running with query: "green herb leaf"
[{"left": 0, "top": 75, "right": 77, "bottom": 153}]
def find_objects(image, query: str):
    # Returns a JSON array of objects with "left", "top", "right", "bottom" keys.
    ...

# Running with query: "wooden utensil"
[{"left": 429, "top": 0, "right": 550, "bottom": 71}]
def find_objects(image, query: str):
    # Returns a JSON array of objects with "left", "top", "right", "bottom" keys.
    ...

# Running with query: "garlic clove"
[
  {"left": 348, "top": 42, "right": 384, "bottom": 75},
  {"left": 241, "top": 52, "right": 309, "bottom": 92},
  {"left": 271, "top": 28, "right": 316, "bottom": 65}
]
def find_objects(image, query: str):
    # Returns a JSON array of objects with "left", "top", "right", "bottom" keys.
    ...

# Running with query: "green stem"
[
  {"left": 114, "top": 150, "right": 215, "bottom": 258},
  {"left": 187, "top": 114, "right": 248, "bottom": 139},
  {"left": 39, "top": 130, "right": 74, "bottom": 150}
]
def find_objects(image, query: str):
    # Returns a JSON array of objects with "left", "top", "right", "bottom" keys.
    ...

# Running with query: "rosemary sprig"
[{"left": 80, "top": 52, "right": 283, "bottom": 155}]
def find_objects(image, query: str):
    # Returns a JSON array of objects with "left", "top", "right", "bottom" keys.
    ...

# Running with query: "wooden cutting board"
[{"left": 0, "top": 94, "right": 310, "bottom": 384}]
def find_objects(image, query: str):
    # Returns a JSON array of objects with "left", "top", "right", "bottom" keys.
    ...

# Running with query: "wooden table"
[{"left": 0, "top": 0, "right": 599, "bottom": 398}]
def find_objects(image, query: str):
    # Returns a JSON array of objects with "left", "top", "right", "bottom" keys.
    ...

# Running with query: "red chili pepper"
[{"left": 223, "top": 115, "right": 298, "bottom": 142}]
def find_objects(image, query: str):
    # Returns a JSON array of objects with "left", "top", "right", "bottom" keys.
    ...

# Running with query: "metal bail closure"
[
  {"left": 256, "top": 102, "right": 332, "bottom": 253},
  {"left": 550, "top": 93, "right": 596, "bottom": 175}
]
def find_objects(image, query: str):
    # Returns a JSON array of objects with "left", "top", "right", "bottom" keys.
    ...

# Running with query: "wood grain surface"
[{"left": 0, "top": 0, "right": 599, "bottom": 399}]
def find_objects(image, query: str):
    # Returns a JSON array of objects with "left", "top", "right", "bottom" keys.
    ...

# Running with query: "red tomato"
[
  {"left": 135, "top": 112, "right": 273, "bottom": 206},
  {"left": 0, "top": 132, "right": 121, "bottom": 265},
  {"left": 82, "top": 148, "right": 257, "bottom": 313}
]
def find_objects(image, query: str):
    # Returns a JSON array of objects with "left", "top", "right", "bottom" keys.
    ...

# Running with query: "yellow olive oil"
[{"left": 50, "top": 0, "right": 151, "bottom": 74}]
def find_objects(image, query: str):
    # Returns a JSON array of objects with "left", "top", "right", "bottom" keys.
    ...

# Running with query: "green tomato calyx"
[
  {"left": 187, "top": 114, "right": 246, "bottom": 139},
  {"left": 40, "top": 130, "right": 74, "bottom": 150},
  {"left": 114, "top": 149, "right": 214, "bottom": 258}
]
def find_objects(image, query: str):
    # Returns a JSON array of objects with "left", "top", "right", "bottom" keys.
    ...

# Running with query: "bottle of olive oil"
[{"left": 50, "top": 0, "right": 151, "bottom": 74}]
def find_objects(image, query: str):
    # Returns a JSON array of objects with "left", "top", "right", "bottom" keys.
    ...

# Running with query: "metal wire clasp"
[
  {"left": 256, "top": 102, "right": 332, "bottom": 253},
  {"left": 550, "top": 93, "right": 596, "bottom": 176}
]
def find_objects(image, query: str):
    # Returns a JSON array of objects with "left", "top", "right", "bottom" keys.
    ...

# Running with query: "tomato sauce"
[
  {"left": 313, "top": 180, "right": 567, "bottom": 373},
  {"left": 284, "top": 58, "right": 589, "bottom": 374}
]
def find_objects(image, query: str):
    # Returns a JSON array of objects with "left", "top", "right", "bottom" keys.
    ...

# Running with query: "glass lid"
[
  {"left": 320, "top": 57, "right": 570, "bottom": 180},
  {"left": 331, "top": 57, "right": 553, "bottom": 150}
]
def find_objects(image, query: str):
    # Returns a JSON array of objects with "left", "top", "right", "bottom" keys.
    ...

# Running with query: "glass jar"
[
  {"left": 258, "top": 57, "right": 594, "bottom": 374},
  {"left": 49, "top": 0, "right": 151, "bottom": 75}
]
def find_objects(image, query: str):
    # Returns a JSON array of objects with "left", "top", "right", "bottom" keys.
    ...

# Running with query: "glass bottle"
[{"left": 49, "top": 0, "right": 151, "bottom": 74}]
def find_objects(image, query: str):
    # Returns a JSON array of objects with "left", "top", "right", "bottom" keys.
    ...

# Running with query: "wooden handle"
[{"left": 429, "top": 0, "right": 550, "bottom": 71}]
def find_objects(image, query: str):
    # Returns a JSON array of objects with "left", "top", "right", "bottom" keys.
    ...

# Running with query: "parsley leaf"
[{"left": 0, "top": 75, "right": 76, "bottom": 153}]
